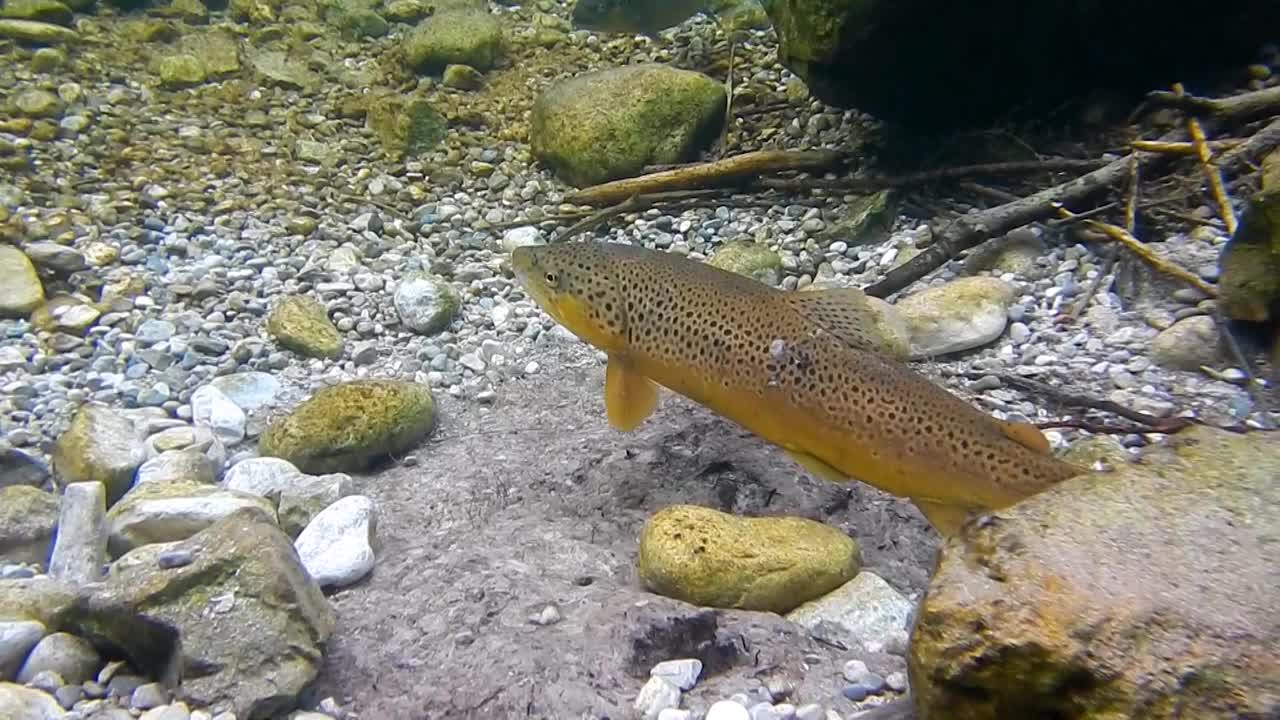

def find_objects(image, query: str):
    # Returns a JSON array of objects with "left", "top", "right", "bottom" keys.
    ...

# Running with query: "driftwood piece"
[
  {"left": 759, "top": 159, "right": 1105, "bottom": 193},
  {"left": 564, "top": 149, "right": 849, "bottom": 206},
  {"left": 865, "top": 116, "right": 1280, "bottom": 299},
  {"left": 1175, "top": 83, "right": 1239, "bottom": 235},
  {"left": 1145, "top": 85, "right": 1280, "bottom": 121}
]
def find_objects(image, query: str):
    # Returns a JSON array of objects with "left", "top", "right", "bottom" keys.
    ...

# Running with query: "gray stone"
[
  {"left": 51, "top": 405, "right": 147, "bottom": 506},
  {"left": 0, "top": 487, "right": 58, "bottom": 566},
  {"left": 130, "top": 682, "right": 168, "bottom": 710},
  {"left": 223, "top": 458, "right": 351, "bottom": 537},
  {"left": 16, "top": 633, "right": 101, "bottom": 685},
  {"left": 209, "top": 372, "right": 281, "bottom": 413},
  {"left": 896, "top": 277, "right": 1016, "bottom": 358},
  {"left": 47, "top": 482, "right": 107, "bottom": 586},
  {"left": 0, "top": 620, "right": 45, "bottom": 681},
  {"left": 785, "top": 572, "right": 912, "bottom": 651},
  {"left": 394, "top": 274, "right": 460, "bottom": 335},
  {"left": 190, "top": 385, "right": 246, "bottom": 447},
  {"left": 135, "top": 450, "right": 216, "bottom": 486},
  {"left": 633, "top": 676, "right": 680, "bottom": 720},
  {"left": 649, "top": 658, "right": 702, "bottom": 691},
  {"left": 106, "top": 481, "right": 276, "bottom": 557},
  {"left": 0, "top": 448, "right": 51, "bottom": 489}
]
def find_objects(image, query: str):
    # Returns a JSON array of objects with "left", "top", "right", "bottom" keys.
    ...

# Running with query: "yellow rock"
[{"left": 637, "top": 504, "right": 860, "bottom": 614}]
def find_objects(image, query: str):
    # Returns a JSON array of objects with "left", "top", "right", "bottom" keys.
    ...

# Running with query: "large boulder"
[
  {"left": 403, "top": 10, "right": 503, "bottom": 73},
  {"left": 66, "top": 509, "right": 334, "bottom": 719},
  {"left": 51, "top": 404, "right": 147, "bottom": 506},
  {"left": 760, "top": 0, "right": 1280, "bottom": 129},
  {"left": 530, "top": 64, "right": 727, "bottom": 187},
  {"left": 1218, "top": 148, "right": 1280, "bottom": 324},
  {"left": 909, "top": 426, "right": 1280, "bottom": 720}
]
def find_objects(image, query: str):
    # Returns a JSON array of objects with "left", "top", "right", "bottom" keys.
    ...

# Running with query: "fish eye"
[{"left": 545, "top": 272, "right": 557, "bottom": 284}]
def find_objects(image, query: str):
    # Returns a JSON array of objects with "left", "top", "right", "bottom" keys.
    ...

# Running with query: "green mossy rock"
[
  {"left": 258, "top": 379, "right": 437, "bottom": 474},
  {"left": 0, "top": 18, "right": 80, "bottom": 43},
  {"left": 67, "top": 508, "right": 333, "bottom": 719},
  {"left": 637, "top": 504, "right": 860, "bottom": 614},
  {"left": 1218, "top": 149, "right": 1280, "bottom": 324},
  {"left": 0, "top": 0, "right": 73, "bottom": 26},
  {"left": 331, "top": 6, "right": 388, "bottom": 38},
  {"left": 0, "top": 486, "right": 58, "bottom": 566},
  {"left": 265, "top": 295, "right": 343, "bottom": 359},
  {"left": 0, "top": 245, "right": 44, "bottom": 318},
  {"left": 910, "top": 426, "right": 1280, "bottom": 720},
  {"left": 365, "top": 94, "right": 447, "bottom": 160},
  {"left": 530, "top": 64, "right": 727, "bottom": 187},
  {"left": 157, "top": 53, "right": 207, "bottom": 88},
  {"left": 403, "top": 10, "right": 503, "bottom": 73},
  {"left": 51, "top": 404, "right": 147, "bottom": 506},
  {"left": 707, "top": 239, "right": 781, "bottom": 285}
]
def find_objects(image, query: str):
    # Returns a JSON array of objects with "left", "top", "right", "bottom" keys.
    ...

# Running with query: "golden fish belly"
[{"left": 628, "top": 349, "right": 1040, "bottom": 510}]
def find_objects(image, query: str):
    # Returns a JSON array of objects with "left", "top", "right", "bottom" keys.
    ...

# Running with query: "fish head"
[{"left": 510, "top": 243, "right": 630, "bottom": 353}]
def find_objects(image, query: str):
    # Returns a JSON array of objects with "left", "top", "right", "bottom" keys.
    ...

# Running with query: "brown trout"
[{"left": 510, "top": 241, "right": 1082, "bottom": 535}]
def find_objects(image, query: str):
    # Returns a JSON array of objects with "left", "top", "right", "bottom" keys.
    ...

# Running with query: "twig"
[
  {"left": 761, "top": 159, "right": 1104, "bottom": 195},
  {"left": 565, "top": 149, "right": 849, "bottom": 206},
  {"left": 866, "top": 116, "right": 1280, "bottom": 299},
  {"left": 1174, "top": 83, "right": 1239, "bottom": 235},
  {"left": 1131, "top": 139, "right": 1244, "bottom": 155},
  {"left": 1062, "top": 210, "right": 1219, "bottom": 298},
  {"left": 1144, "top": 85, "right": 1280, "bottom": 121},
  {"left": 1063, "top": 154, "right": 1139, "bottom": 322}
]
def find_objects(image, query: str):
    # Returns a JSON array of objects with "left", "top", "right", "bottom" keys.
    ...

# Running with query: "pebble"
[
  {"left": 132, "top": 682, "right": 169, "bottom": 710},
  {"left": 650, "top": 658, "right": 702, "bottom": 691},
  {"left": 17, "top": 632, "right": 101, "bottom": 685},
  {"left": 294, "top": 495, "right": 377, "bottom": 588},
  {"left": 884, "top": 671, "right": 908, "bottom": 693},
  {"left": 794, "top": 704, "right": 824, "bottom": 720},
  {"left": 0, "top": 619, "right": 46, "bottom": 679},
  {"left": 190, "top": 385, "right": 247, "bottom": 446},
  {"left": 707, "top": 700, "right": 752, "bottom": 720},
  {"left": 633, "top": 676, "right": 681, "bottom": 720}
]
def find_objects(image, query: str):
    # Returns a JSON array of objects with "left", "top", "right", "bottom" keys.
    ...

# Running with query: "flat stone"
[
  {"left": 294, "top": 495, "right": 376, "bottom": 588},
  {"left": 785, "top": 572, "right": 912, "bottom": 651}
]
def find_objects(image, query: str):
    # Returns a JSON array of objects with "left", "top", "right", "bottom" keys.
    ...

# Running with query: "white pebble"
[
  {"left": 707, "top": 700, "right": 751, "bottom": 720},
  {"left": 650, "top": 658, "right": 702, "bottom": 691},
  {"left": 633, "top": 676, "right": 681, "bottom": 720},
  {"left": 294, "top": 495, "right": 377, "bottom": 588}
]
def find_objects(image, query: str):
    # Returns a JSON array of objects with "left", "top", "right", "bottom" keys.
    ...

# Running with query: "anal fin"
[
  {"left": 998, "top": 420, "right": 1052, "bottom": 454},
  {"left": 604, "top": 354, "right": 659, "bottom": 432},
  {"left": 911, "top": 499, "right": 977, "bottom": 537},
  {"left": 785, "top": 448, "right": 848, "bottom": 483}
]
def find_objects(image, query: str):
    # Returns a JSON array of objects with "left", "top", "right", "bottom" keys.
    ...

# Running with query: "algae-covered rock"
[
  {"left": 265, "top": 295, "right": 343, "bottom": 359},
  {"left": 157, "top": 53, "right": 207, "bottom": 88},
  {"left": 331, "top": 6, "right": 388, "bottom": 38},
  {"left": 105, "top": 480, "right": 276, "bottom": 557},
  {"left": 0, "top": 0, "right": 73, "bottom": 26},
  {"left": 707, "top": 240, "right": 782, "bottom": 285},
  {"left": 820, "top": 190, "right": 895, "bottom": 247},
  {"left": 0, "top": 577, "right": 76, "bottom": 628},
  {"left": 183, "top": 29, "right": 241, "bottom": 77},
  {"left": 895, "top": 276, "right": 1016, "bottom": 358},
  {"left": 365, "top": 94, "right": 447, "bottom": 159},
  {"left": 67, "top": 508, "right": 333, "bottom": 719},
  {"left": 0, "top": 245, "right": 44, "bottom": 318},
  {"left": 0, "top": 18, "right": 79, "bottom": 44},
  {"left": 229, "top": 0, "right": 279, "bottom": 23},
  {"left": 12, "top": 88, "right": 62, "bottom": 118},
  {"left": 1218, "top": 148, "right": 1280, "bottom": 323},
  {"left": 441, "top": 63, "right": 484, "bottom": 90},
  {"left": 0, "top": 486, "right": 58, "bottom": 566},
  {"left": 909, "top": 425, "right": 1280, "bottom": 720},
  {"left": 637, "top": 504, "right": 860, "bottom": 614},
  {"left": 258, "top": 379, "right": 436, "bottom": 474},
  {"left": 393, "top": 272, "right": 461, "bottom": 335},
  {"left": 51, "top": 404, "right": 147, "bottom": 506},
  {"left": 404, "top": 10, "right": 503, "bottom": 73},
  {"left": 530, "top": 64, "right": 727, "bottom": 187}
]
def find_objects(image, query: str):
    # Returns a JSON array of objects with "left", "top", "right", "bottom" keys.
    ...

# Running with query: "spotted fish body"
[{"left": 510, "top": 241, "right": 1082, "bottom": 535}]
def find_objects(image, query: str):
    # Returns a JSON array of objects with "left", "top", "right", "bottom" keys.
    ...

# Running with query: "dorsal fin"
[
  {"left": 784, "top": 287, "right": 909, "bottom": 359},
  {"left": 998, "top": 419, "right": 1052, "bottom": 454}
]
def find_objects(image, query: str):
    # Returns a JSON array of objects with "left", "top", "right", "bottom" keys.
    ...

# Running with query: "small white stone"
[
  {"left": 706, "top": 700, "right": 751, "bottom": 720},
  {"left": 633, "top": 676, "right": 680, "bottom": 720},
  {"left": 885, "top": 671, "right": 908, "bottom": 693},
  {"left": 294, "top": 495, "right": 376, "bottom": 588},
  {"left": 657, "top": 709, "right": 691, "bottom": 720},
  {"left": 190, "top": 385, "right": 246, "bottom": 447},
  {"left": 650, "top": 658, "right": 702, "bottom": 691}
]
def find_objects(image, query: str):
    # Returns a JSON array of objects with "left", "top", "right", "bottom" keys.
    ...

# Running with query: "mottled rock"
[
  {"left": 67, "top": 509, "right": 333, "bottom": 719},
  {"left": 364, "top": 95, "right": 447, "bottom": 160},
  {"left": 0, "top": 246, "right": 44, "bottom": 318},
  {"left": 910, "top": 426, "right": 1280, "bottom": 720},
  {"left": 105, "top": 481, "right": 275, "bottom": 557},
  {"left": 530, "top": 64, "right": 727, "bottom": 187},
  {"left": 708, "top": 240, "right": 782, "bottom": 285},
  {"left": 258, "top": 380, "right": 436, "bottom": 474},
  {"left": 0, "top": 486, "right": 57, "bottom": 566},
  {"left": 1150, "top": 315, "right": 1224, "bottom": 371},
  {"left": 47, "top": 482, "right": 106, "bottom": 586},
  {"left": 895, "top": 277, "right": 1016, "bottom": 358},
  {"left": 135, "top": 450, "right": 216, "bottom": 487},
  {"left": 403, "top": 10, "right": 503, "bottom": 73},
  {"left": 52, "top": 405, "right": 147, "bottom": 506},
  {"left": 637, "top": 504, "right": 859, "bottom": 613},
  {"left": 265, "top": 295, "right": 343, "bottom": 359},
  {"left": 786, "top": 572, "right": 911, "bottom": 653},
  {"left": 393, "top": 273, "right": 460, "bottom": 335}
]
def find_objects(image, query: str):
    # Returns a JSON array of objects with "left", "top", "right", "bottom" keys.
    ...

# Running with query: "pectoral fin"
[
  {"left": 998, "top": 420, "right": 1052, "bottom": 454},
  {"left": 604, "top": 355, "right": 659, "bottom": 432},
  {"left": 911, "top": 499, "right": 976, "bottom": 537},
  {"left": 785, "top": 449, "right": 848, "bottom": 483}
]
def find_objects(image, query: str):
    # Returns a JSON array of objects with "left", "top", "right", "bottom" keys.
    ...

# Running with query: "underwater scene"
[{"left": 1, "top": 0, "right": 1279, "bottom": 718}]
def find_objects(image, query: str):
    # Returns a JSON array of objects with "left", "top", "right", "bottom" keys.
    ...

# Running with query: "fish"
[
  {"left": 570, "top": 0, "right": 706, "bottom": 35},
  {"left": 510, "top": 241, "right": 1083, "bottom": 535}
]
